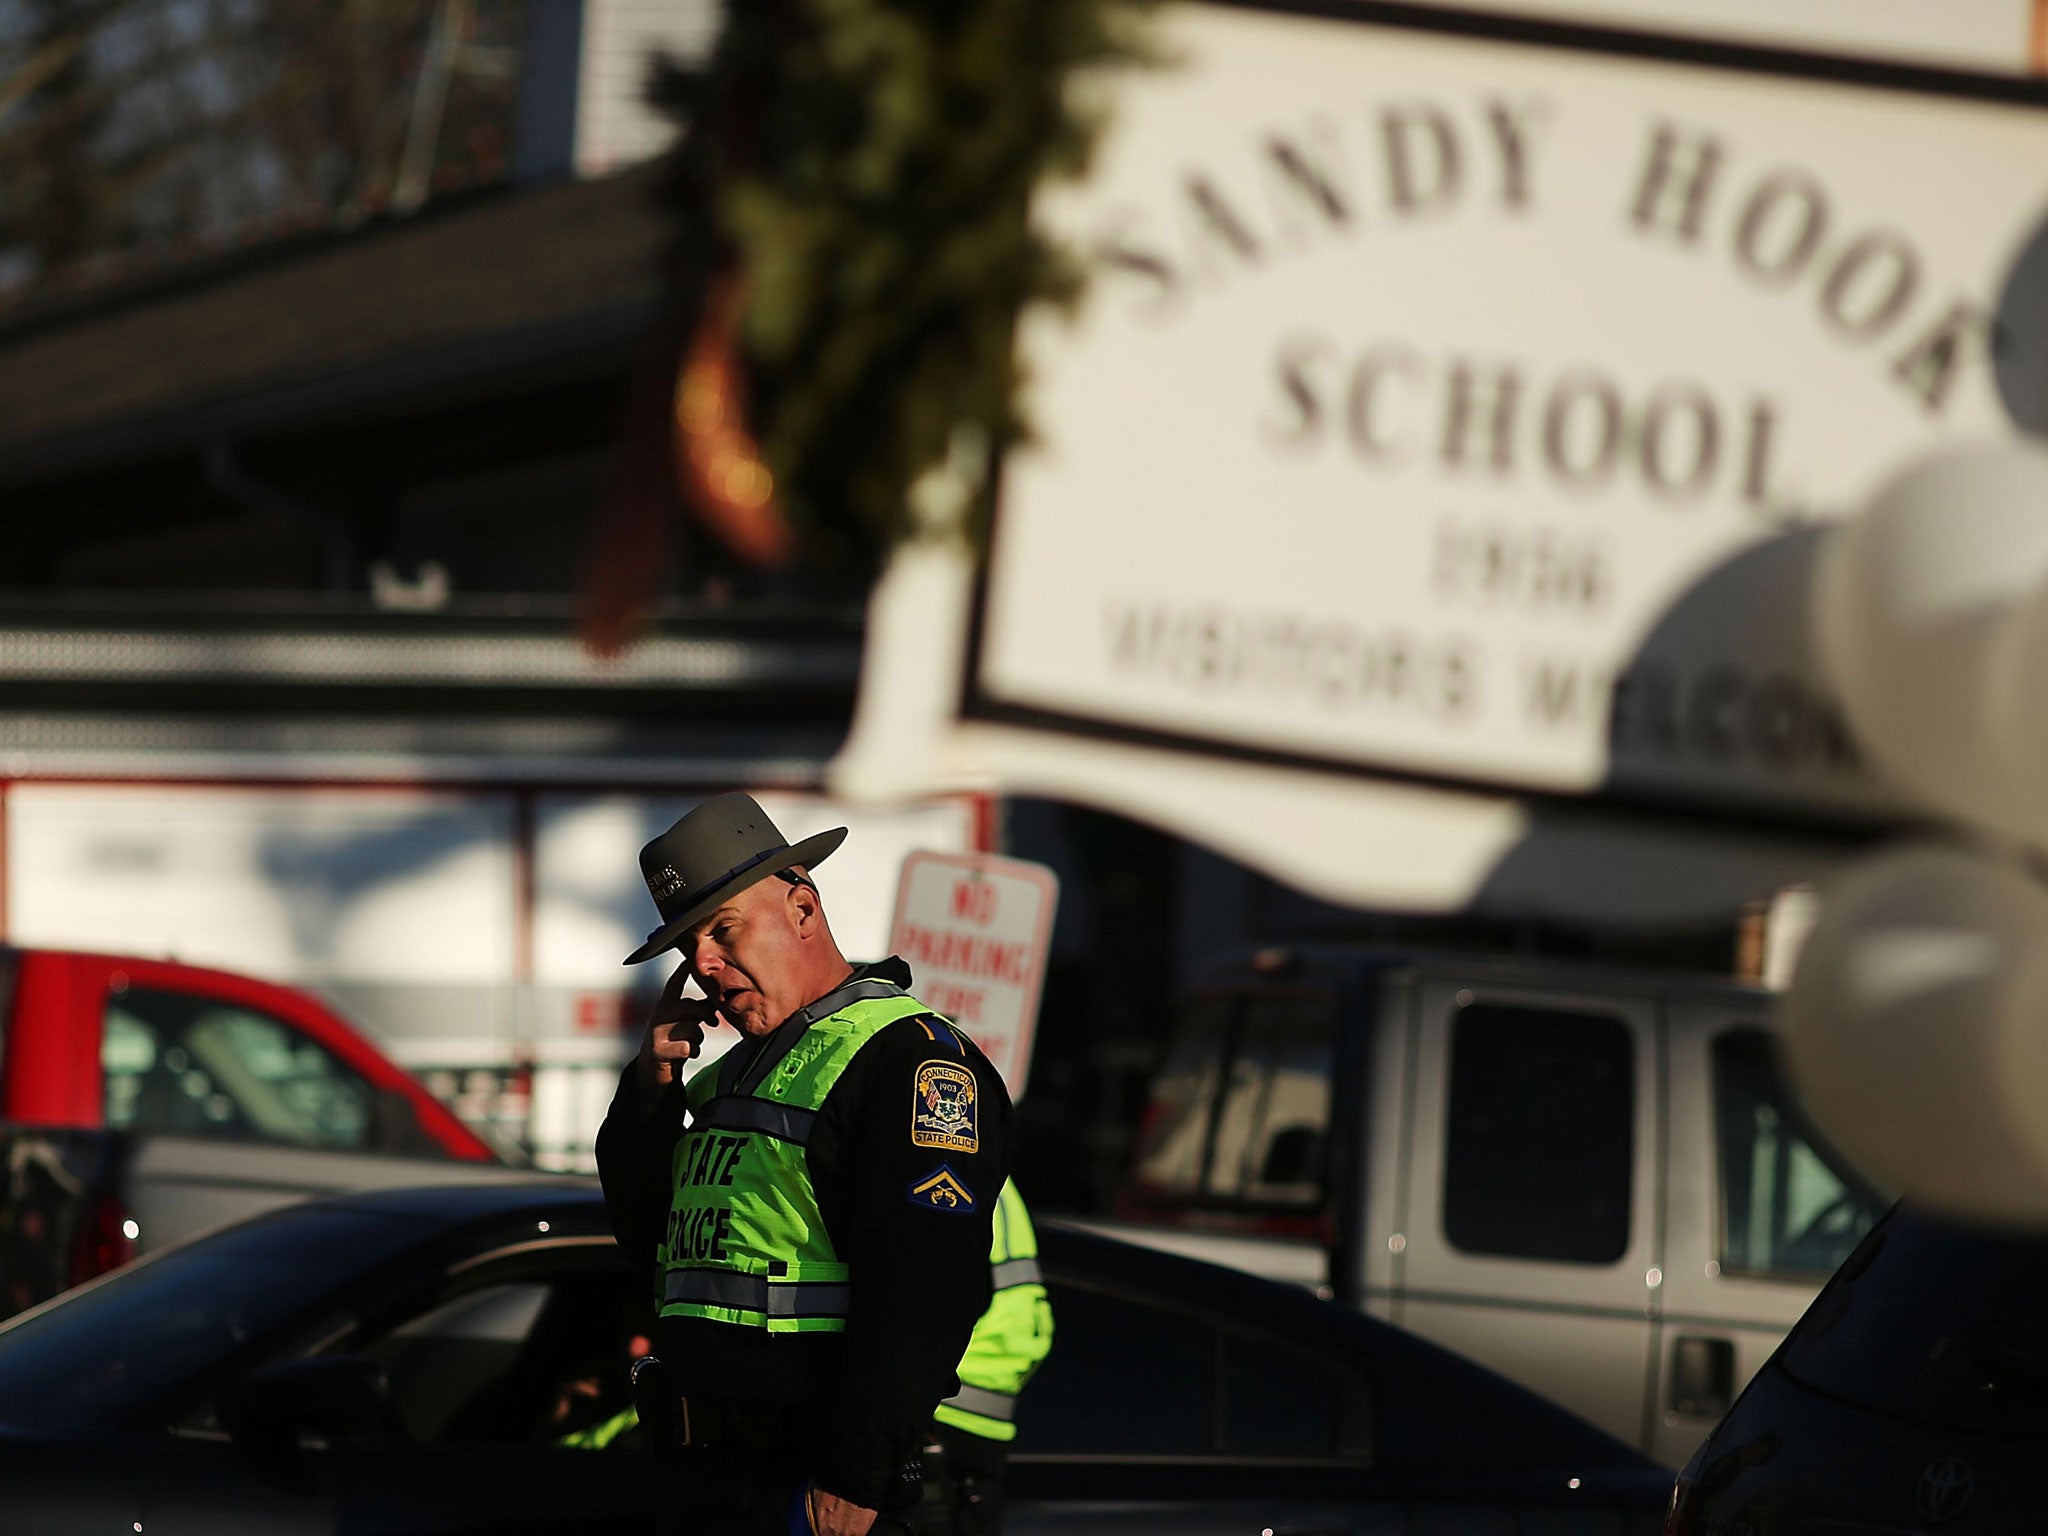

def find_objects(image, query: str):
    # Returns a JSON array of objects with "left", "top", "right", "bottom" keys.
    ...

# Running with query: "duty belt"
[{"left": 662, "top": 1268, "right": 852, "bottom": 1321}]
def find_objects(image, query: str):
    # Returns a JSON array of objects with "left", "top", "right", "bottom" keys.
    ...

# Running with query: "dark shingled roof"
[{"left": 0, "top": 166, "right": 668, "bottom": 488}]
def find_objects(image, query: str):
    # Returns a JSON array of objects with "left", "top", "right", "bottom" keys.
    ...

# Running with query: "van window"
[
  {"left": 1126, "top": 987, "right": 1337, "bottom": 1212},
  {"left": 1714, "top": 1027, "right": 1884, "bottom": 1276},
  {"left": 1442, "top": 1002, "right": 1634, "bottom": 1265},
  {"left": 1128, "top": 994, "right": 1233, "bottom": 1197},
  {"left": 1206, "top": 993, "right": 1334, "bottom": 1204}
]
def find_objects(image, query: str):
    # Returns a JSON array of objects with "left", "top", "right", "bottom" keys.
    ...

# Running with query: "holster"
[
  {"left": 914, "top": 1435, "right": 1002, "bottom": 1536},
  {"left": 630, "top": 1356, "right": 685, "bottom": 1463}
]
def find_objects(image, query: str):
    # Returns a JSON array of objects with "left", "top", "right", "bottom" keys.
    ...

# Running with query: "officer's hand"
[
  {"left": 634, "top": 968, "right": 724, "bottom": 1091},
  {"left": 804, "top": 1486, "right": 876, "bottom": 1536}
]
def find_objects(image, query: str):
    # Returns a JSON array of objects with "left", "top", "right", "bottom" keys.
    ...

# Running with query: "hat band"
[{"left": 661, "top": 844, "right": 786, "bottom": 919}]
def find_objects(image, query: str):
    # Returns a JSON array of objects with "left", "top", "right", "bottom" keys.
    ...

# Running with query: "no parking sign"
[{"left": 888, "top": 850, "right": 1058, "bottom": 1099}]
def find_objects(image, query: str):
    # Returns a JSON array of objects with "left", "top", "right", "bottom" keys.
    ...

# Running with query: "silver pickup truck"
[{"left": 1095, "top": 944, "right": 1886, "bottom": 1467}]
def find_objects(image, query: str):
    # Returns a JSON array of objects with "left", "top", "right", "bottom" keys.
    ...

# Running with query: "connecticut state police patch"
[{"left": 912, "top": 1060, "right": 979, "bottom": 1152}]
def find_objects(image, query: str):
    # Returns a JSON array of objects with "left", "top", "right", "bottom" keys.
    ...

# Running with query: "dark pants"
[
  {"left": 659, "top": 1443, "right": 795, "bottom": 1536},
  {"left": 913, "top": 1424, "right": 1008, "bottom": 1536}
]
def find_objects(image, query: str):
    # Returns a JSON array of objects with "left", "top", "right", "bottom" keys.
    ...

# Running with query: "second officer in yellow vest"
[
  {"left": 597, "top": 795, "right": 1011, "bottom": 1536},
  {"left": 920, "top": 1179, "right": 1052, "bottom": 1535}
]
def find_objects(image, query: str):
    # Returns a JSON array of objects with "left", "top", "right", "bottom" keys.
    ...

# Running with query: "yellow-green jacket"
[{"left": 933, "top": 1180, "right": 1054, "bottom": 1442}]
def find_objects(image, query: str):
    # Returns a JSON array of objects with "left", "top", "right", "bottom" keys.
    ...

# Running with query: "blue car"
[
  {"left": 1671, "top": 1201, "right": 2048, "bottom": 1534},
  {"left": 0, "top": 1181, "right": 1670, "bottom": 1533}
]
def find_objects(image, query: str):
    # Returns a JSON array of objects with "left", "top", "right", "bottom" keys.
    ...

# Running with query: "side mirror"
[{"left": 220, "top": 1354, "right": 390, "bottom": 1446}]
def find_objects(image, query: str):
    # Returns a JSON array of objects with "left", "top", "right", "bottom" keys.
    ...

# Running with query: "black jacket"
[{"left": 596, "top": 957, "right": 1011, "bottom": 1508}]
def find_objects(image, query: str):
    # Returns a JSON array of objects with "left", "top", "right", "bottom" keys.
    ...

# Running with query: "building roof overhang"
[
  {"left": 0, "top": 168, "right": 668, "bottom": 492},
  {"left": 0, "top": 599, "right": 860, "bottom": 784}
]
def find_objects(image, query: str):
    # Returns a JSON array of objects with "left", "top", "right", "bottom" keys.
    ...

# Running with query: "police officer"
[
  {"left": 597, "top": 794, "right": 1010, "bottom": 1536},
  {"left": 920, "top": 1180, "right": 1052, "bottom": 1536}
]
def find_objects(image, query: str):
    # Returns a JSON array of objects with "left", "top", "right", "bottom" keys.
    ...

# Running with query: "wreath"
[{"left": 649, "top": 0, "right": 1154, "bottom": 582}]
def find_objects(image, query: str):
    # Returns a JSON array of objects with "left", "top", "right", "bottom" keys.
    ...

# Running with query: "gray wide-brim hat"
[{"left": 623, "top": 791, "right": 846, "bottom": 965}]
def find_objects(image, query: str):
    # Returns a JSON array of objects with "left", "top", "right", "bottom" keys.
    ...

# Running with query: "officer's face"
[{"left": 680, "top": 878, "right": 810, "bottom": 1036}]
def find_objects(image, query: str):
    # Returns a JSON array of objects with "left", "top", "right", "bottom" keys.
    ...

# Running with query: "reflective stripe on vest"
[
  {"left": 690, "top": 1096, "right": 819, "bottom": 1144},
  {"left": 939, "top": 1382, "right": 1016, "bottom": 1424},
  {"left": 991, "top": 1257, "right": 1041, "bottom": 1290},
  {"left": 663, "top": 1268, "right": 853, "bottom": 1320},
  {"left": 658, "top": 985, "right": 943, "bottom": 1334}
]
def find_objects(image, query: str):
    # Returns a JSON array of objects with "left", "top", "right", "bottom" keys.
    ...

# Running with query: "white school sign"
[
  {"left": 837, "top": 3, "right": 2048, "bottom": 923},
  {"left": 982, "top": 1, "right": 2048, "bottom": 816}
]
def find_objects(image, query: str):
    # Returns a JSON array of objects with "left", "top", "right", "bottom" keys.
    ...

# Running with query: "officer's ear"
[{"left": 781, "top": 867, "right": 821, "bottom": 936}]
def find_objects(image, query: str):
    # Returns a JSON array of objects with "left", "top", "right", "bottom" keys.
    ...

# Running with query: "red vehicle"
[{"left": 0, "top": 949, "right": 507, "bottom": 1318}]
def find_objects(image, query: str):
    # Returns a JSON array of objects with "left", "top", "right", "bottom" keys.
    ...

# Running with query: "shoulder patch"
[
  {"left": 912, "top": 1059, "right": 979, "bottom": 1152},
  {"left": 907, "top": 1164, "right": 977, "bottom": 1213}
]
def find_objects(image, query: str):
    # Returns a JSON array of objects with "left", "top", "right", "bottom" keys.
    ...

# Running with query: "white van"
[{"left": 1098, "top": 945, "right": 1884, "bottom": 1468}]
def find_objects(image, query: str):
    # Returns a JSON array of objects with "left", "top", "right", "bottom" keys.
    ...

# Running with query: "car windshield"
[
  {"left": 0, "top": 1206, "right": 431, "bottom": 1430},
  {"left": 1782, "top": 1206, "right": 2048, "bottom": 1438}
]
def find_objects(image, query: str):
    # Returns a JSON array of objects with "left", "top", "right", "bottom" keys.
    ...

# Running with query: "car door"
[
  {"left": 321, "top": 1241, "right": 657, "bottom": 1535},
  {"left": 1652, "top": 1000, "right": 1887, "bottom": 1467},
  {"left": 143, "top": 1237, "right": 656, "bottom": 1536},
  {"left": 1007, "top": 1277, "right": 1395, "bottom": 1535},
  {"left": 1396, "top": 975, "right": 1661, "bottom": 1451}
]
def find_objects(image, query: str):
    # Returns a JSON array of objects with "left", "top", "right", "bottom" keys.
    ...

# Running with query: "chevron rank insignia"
[
  {"left": 912, "top": 1060, "right": 979, "bottom": 1152},
  {"left": 907, "top": 1165, "right": 976, "bottom": 1213}
]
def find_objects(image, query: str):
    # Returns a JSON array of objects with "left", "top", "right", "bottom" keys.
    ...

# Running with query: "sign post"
[{"left": 888, "top": 850, "right": 1059, "bottom": 1099}]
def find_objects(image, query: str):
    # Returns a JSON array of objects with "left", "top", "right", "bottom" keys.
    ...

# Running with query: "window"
[
  {"left": 1127, "top": 995, "right": 1233, "bottom": 1197},
  {"left": 359, "top": 1265, "right": 653, "bottom": 1447},
  {"left": 1014, "top": 1282, "right": 1371, "bottom": 1463},
  {"left": 1014, "top": 1286, "right": 1213, "bottom": 1456},
  {"left": 1206, "top": 993, "right": 1335, "bottom": 1205},
  {"left": 1127, "top": 988, "right": 1337, "bottom": 1210},
  {"left": 103, "top": 987, "right": 376, "bottom": 1151},
  {"left": 1220, "top": 1331, "right": 1370, "bottom": 1459},
  {"left": 1715, "top": 1028, "right": 1884, "bottom": 1276},
  {"left": 0, "top": 1207, "right": 421, "bottom": 1430},
  {"left": 1442, "top": 1002, "right": 1634, "bottom": 1265},
  {"left": 374, "top": 1283, "right": 551, "bottom": 1442}
]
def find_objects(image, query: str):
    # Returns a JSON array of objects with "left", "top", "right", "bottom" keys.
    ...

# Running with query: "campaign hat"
[{"left": 623, "top": 792, "right": 846, "bottom": 965}]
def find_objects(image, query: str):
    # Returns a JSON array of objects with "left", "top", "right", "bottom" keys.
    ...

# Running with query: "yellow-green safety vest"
[
  {"left": 601, "top": 1181, "right": 1053, "bottom": 1447},
  {"left": 658, "top": 980, "right": 938, "bottom": 1333},
  {"left": 934, "top": 1180, "right": 1054, "bottom": 1443}
]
